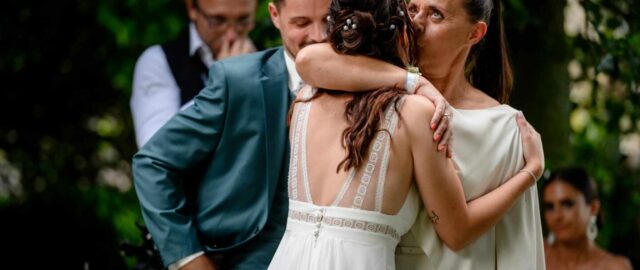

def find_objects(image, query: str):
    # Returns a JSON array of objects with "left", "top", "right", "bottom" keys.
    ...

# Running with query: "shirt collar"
[
  {"left": 284, "top": 49, "right": 303, "bottom": 94},
  {"left": 189, "top": 23, "right": 215, "bottom": 67}
]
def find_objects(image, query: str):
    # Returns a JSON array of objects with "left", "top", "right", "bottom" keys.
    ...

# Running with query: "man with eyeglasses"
[
  {"left": 131, "top": 0, "right": 258, "bottom": 148},
  {"left": 132, "top": 0, "right": 331, "bottom": 269}
]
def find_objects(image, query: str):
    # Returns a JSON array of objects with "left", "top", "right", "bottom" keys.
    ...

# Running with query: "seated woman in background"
[{"left": 543, "top": 166, "right": 632, "bottom": 270}]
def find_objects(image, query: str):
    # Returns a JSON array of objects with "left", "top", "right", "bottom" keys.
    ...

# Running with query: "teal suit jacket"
[{"left": 133, "top": 47, "right": 291, "bottom": 268}]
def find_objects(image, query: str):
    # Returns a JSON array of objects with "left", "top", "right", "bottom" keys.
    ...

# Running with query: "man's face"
[
  {"left": 188, "top": 0, "right": 257, "bottom": 54},
  {"left": 268, "top": 0, "right": 330, "bottom": 57}
]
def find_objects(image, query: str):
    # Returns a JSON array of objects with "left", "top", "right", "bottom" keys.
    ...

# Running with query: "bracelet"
[
  {"left": 405, "top": 72, "right": 419, "bottom": 94},
  {"left": 404, "top": 66, "right": 421, "bottom": 94},
  {"left": 519, "top": 169, "right": 538, "bottom": 184}
]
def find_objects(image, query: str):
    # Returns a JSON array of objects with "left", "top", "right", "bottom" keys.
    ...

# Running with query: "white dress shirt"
[
  {"left": 284, "top": 50, "right": 304, "bottom": 95},
  {"left": 130, "top": 23, "right": 214, "bottom": 148}
]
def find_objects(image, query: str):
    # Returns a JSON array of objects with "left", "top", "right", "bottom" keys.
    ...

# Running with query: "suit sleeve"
[{"left": 132, "top": 61, "right": 229, "bottom": 267}]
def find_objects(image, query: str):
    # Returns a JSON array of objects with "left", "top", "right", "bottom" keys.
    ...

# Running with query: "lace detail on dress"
[
  {"left": 289, "top": 88, "right": 404, "bottom": 213},
  {"left": 289, "top": 88, "right": 315, "bottom": 201},
  {"left": 288, "top": 99, "right": 305, "bottom": 201},
  {"left": 375, "top": 102, "right": 401, "bottom": 211},
  {"left": 300, "top": 100, "right": 314, "bottom": 203},
  {"left": 289, "top": 209, "right": 402, "bottom": 241},
  {"left": 331, "top": 169, "right": 356, "bottom": 206},
  {"left": 352, "top": 103, "right": 398, "bottom": 209}
]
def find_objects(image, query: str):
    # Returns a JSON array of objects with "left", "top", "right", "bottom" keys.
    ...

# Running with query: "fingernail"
[
  {"left": 434, "top": 134, "right": 441, "bottom": 141},
  {"left": 438, "top": 145, "right": 444, "bottom": 151},
  {"left": 431, "top": 123, "right": 436, "bottom": 129}
]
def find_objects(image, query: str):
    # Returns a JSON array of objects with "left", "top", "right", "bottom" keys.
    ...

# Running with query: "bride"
[{"left": 268, "top": 0, "right": 543, "bottom": 269}]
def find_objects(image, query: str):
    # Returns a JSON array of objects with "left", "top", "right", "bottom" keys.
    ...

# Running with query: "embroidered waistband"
[{"left": 288, "top": 209, "right": 401, "bottom": 241}]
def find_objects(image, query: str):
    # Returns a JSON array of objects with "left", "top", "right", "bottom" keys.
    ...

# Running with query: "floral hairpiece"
[{"left": 343, "top": 17, "right": 357, "bottom": 31}]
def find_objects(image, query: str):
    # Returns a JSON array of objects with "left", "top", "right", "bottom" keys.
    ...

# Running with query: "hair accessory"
[
  {"left": 587, "top": 215, "right": 598, "bottom": 240},
  {"left": 398, "top": 6, "right": 405, "bottom": 17},
  {"left": 343, "top": 17, "right": 357, "bottom": 31},
  {"left": 404, "top": 66, "right": 421, "bottom": 94}
]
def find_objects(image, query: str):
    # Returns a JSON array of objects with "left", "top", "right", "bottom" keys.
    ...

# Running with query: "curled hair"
[
  {"left": 464, "top": 0, "right": 513, "bottom": 103},
  {"left": 301, "top": 0, "right": 416, "bottom": 172},
  {"left": 327, "top": 0, "right": 417, "bottom": 67}
]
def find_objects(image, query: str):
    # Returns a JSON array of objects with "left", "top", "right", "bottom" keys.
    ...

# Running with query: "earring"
[
  {"left": 547, "top": 232, "right": 555, "bottom": 245},
  {"left": 587, "top": 215, "right": 598, "bottom": 241}
]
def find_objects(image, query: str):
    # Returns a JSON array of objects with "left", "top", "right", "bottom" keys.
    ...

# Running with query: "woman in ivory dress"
[
  {"left": 294, "top": 0, "right": 546, "bottom": 269},
  {"left": 268, "top": 0, "right": 544, "bottom": 269}
]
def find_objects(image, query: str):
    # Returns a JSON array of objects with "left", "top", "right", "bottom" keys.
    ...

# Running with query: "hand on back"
[
  {"left": 515, "top": 112, "right": 545, "bottom": 180},
  {"left": 415, "top": 77, "right": 454, "bottom": 158}
]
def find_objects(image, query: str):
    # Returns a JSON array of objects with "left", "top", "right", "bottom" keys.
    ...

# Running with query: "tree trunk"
[{"left": 507, "top": 0, "right": 572, "bottom": 167}]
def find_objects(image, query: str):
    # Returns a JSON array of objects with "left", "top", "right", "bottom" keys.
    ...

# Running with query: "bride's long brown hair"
[{"left": 291, "top": 0, "right": 417, "bottom": 172}]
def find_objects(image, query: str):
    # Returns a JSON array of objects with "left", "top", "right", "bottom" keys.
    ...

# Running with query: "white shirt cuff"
[{"left": 168, "top": 251, "right": 205, "bottom": 270}]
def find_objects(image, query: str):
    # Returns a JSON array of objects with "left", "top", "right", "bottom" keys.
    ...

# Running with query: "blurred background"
[{"left": 1, "top": 0, "right": 638, "bottom": 269}]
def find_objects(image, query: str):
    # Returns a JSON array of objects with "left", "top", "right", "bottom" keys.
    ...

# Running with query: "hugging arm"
[
  {"left": 296, "top": 43, "right": 407, "bottom": 91},
  {"left": 406, "top": 97, "right": 544, "bottom": 251},
  {"left": 296, "top": 43, "right": 452, "bottom": 153},
  {"left": 132, "top": 62, "right": 230, "bottom": 267}
]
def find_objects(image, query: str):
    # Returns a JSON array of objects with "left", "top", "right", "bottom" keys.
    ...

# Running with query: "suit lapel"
[{"left": 259, "top": 48, "right": 290, "bottom": 202}]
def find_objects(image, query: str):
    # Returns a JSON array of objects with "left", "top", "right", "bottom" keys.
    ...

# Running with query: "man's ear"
[
  {"left": 467, "top": 21, "right": 487, "bottom": 46},
  {"left": 185, "top": 0, "right": 198, "bottom": 22},
  {"left": 268, "top": 3, "right": 282, "bottom": 30}
]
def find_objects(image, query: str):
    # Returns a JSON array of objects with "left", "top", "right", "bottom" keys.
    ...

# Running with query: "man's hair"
[{"left": 273, "top": 0, "right": 285, "bottom": 9}]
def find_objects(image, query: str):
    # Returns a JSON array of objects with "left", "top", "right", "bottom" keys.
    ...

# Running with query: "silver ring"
[{"left": 443, "top": 113, "right": 450, "bottom": 118}]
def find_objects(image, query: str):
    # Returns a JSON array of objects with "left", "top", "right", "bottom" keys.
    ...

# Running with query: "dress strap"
[
  {"left": 351, "top": 98, "right": 403, "bottom": 210},
  {"left": 300, "top": 98, "right": 313, "bottom": 203},
  {"left": 288, "top": 87, "right": 315, "bottom": 202},
  {"left": 374, "top": 97, "right": 404, "bottom": 212},
  {"left": 331, "top": 169, "right": 356, "bottom": 206}
]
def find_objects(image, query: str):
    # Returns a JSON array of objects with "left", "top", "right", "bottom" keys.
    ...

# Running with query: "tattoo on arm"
[{"left": 429, "top": 210, "right": 440, "bottom": 224}]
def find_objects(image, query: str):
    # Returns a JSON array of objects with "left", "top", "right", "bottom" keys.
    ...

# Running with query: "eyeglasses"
[{"left": 194, "top": 5, "right": 254, "bottom": 31}]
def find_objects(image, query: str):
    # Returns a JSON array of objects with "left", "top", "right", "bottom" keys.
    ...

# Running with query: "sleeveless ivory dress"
[
  {"left": 268, "top": 90, "right": 419, "bottom": 270},
  {"left": 395, "top": 105, "right": 545, "bottom": 270}
]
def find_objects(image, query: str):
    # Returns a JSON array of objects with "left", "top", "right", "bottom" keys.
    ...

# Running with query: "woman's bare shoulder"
[
  {"left": 401, "top": 95, "right": 435, "bottom": 118},
  {"left": 605, "top": 253, "right": 633, "bottom": 270},
  {"left": 399, "top": 95, "right": 435, "bottom": 137}
]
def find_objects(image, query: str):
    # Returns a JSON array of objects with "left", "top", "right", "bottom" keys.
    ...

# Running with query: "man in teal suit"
[{"left": 132, "top": 0, "right": 331, "bottom": 269}]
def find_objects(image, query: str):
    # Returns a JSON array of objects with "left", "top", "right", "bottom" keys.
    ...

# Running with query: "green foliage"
[
  {"left": 0, "top": 0, "right": 280, "bottom": 267},
  {"left": 565, "top": 0, "right": 640, "bottom": 255},
  {"left": 0, "top": 0, "right": 187, "bottom": 267}
]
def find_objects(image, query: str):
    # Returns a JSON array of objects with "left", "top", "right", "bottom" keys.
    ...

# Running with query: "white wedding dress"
[{"left": 268, "top": 90, "right": 419, "bottom": 270}]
